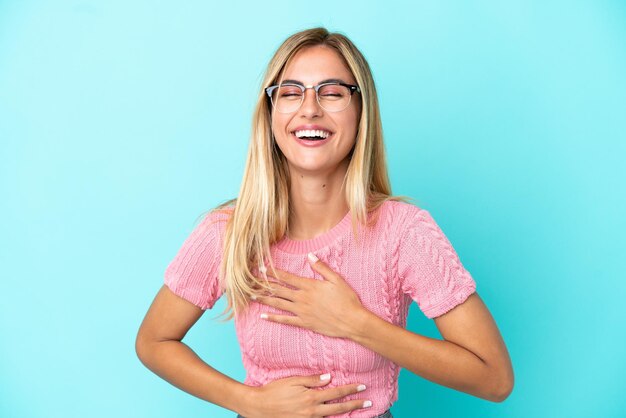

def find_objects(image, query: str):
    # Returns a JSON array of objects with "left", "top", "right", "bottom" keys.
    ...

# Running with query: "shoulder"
[
  {"left": 373, "top": 199, "right": 449, "bottom": 244},
  {"left": 379, "top": 199, "right": 422, "bottom": 215},
  {"left": 376, "top": 198, "right": 430, "bottom": 227},
  {"left": 206, "top": 205, "right": 234, "bottom": 223},
  {"left": 197, "top": 204, "right": 234, "bottom": 227},
  {"left": 183, "top": 205, "right": 234, "bottom": 244}
]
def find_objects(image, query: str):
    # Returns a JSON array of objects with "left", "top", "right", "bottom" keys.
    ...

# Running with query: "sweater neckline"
[{"left": 274, "top": 210, "right": 353, "bottom": 254}]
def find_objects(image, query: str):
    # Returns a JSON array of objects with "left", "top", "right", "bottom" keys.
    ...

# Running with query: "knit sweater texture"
[{"left": 164, "top": 200, "right": 477, "bottom": 417}]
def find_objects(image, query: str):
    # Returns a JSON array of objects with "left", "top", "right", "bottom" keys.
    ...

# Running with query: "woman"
[{"left": 135, "top": 27, "right": 514, "bottom": 418}]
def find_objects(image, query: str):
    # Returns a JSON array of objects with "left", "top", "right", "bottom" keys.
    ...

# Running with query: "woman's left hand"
[{"left": 256, "top": 253, "right": 367, "bottom": 339}]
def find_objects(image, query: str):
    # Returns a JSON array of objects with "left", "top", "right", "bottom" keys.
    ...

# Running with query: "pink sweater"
[{"left": 164, "top": 200, "right": 476, "bottom": 417}]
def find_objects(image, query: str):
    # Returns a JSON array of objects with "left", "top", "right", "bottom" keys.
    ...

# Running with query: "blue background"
[{"left": 1, "top": 1, "right": 625, "bottom": 417}]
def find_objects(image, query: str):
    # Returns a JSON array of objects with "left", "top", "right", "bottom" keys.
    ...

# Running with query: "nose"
[{"left": 299, "top": 87, "right": 322, "bottom": 118}]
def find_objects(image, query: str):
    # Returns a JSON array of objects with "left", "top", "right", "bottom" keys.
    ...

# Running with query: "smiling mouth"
[{"left": 292, "top": 129, "right": 332, "bottom": 141}]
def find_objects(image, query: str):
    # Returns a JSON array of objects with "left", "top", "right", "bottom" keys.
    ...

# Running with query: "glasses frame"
[{"left": 265, "top": 82, "right": 361, "bottom": 113}]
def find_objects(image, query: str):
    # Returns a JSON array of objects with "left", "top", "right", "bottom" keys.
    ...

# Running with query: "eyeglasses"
[{"left": 265, "top": 82, "right": 361, "bottom": 113}]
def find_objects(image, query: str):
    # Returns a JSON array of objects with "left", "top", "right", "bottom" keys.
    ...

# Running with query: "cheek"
[
  {"left": 341, "top": 111, "right": 360, "bottom": 139},
  {"left": 272, "top": 112, "right": 289, "bottom": 129},
  {"left": 270, "top": 117, "right": 290, "bottom": 155}
]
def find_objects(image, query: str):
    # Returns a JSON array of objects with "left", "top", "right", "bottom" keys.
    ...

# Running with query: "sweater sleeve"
[
  {"left": 397, "top": 208, "right": 476, "bottom": 319},
  {"left": 163, "top": 210, "right": 229, "bottom": 310}
]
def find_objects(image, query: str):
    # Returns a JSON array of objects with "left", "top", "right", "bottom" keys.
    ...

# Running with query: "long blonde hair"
[{"left": 217, "top": 27, "right": 401, "bottom": 318}]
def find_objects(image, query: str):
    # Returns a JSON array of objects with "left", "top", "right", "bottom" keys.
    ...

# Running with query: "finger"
[
  {"left": 290, "top": 373, "right": 333, "bottom": 388},
  {"left": 251, "top": 277, "right": 287, "bottom": 294},
  {"left": 250, "top": 280, "right": 273, "bottom": 295},
  {"left": 266, "top": 283, "right": 297, "bottom": 300},
  {"left": 316, "top": 383, "right": 367, "bottom": 403},
  {"left": 256, "top": 295, "right": 294, "bottom": 312},
  {"left": 318, "top": 399, "right": 373, "bottom": 416},
  {"left": 307, "top": 252, "right": 338, "bottom": 282},
  {"left": 266, "top": 268, "right": 311, "bottom": 289},
  {"left": 259, "top": 312, "right": 303, "bottom": 328}
]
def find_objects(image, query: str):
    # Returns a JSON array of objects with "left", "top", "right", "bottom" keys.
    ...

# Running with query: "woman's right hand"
[{"left": 240, "top": 373, "right": 371, "bottom": 418}]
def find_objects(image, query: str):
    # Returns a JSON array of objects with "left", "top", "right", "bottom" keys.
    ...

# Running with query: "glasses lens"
[
  {"left": 318, "top": 84, "right": 351, "bottom": 112},
  {"left": 272, "top": 85, "right": 303, "bottom": 113}
]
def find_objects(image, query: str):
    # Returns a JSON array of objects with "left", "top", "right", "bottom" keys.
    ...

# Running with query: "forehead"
[{"left": 281, "top": 45, "right": 355, "bottom": 84}]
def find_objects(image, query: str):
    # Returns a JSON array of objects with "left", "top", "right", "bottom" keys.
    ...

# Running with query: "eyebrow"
[{"left": 280, "top": 78, "right": 350, "bottom": 85}]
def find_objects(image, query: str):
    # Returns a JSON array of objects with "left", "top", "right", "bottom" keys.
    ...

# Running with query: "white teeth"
[{"left": 294, "top": 129, "right": 330, "bottom": 139}]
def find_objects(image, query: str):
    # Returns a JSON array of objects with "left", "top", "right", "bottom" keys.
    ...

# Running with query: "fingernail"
[
  {"left": 307, "top": 252, "right": 319, "bottom": 263},
  {"left": 363, "top": 400, "right": 372, "bottom": 408},
  {"left": 250, "top": 294, "right": 257, "bottom": 300},
  {"left": 357, "top": 384, "right": 366, "bottom": 392},
  {"left": 320, "top": 373, "right": 331, "bottom": 381},
  {"left": 260, "top": 313, "right": 268, "bottom": 319}
]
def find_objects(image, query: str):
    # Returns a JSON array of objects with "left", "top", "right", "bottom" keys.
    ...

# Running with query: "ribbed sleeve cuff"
[{"left": 421, "top": 285, "right": 477, "bottom": 319}]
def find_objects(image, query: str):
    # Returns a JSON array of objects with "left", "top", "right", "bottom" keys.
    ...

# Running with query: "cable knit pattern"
[
  {"left": 377, "top": 211, "right": 395, "bottom": 410},
  {"left": 164, "top": 210, "right": 229, "bottom": 310},
  {"left": 397, "top": 208, "right": 477, "bottom": 319},
  {"left": 163, "top": 201, "right": 476, "bottom": 417}
]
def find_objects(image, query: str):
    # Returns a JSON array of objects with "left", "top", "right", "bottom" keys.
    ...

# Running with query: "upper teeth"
[{"left": 294, "top": 129, "right": 330, "bottom": 139}]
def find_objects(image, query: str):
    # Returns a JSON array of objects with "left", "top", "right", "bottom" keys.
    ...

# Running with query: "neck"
[{"left": 287, "top": 160, "right": 350, "bottom": 240}]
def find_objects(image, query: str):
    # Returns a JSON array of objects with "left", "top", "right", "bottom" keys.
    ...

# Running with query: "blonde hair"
[{"left": 216, "top": 27, "right": 403, "bottom": 318}]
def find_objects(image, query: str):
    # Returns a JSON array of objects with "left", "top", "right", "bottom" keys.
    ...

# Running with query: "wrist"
[
  {"left": 345, "top": 306, "right": 376, "bottom": 342},
  {"left": 234, "top": 384, "right": 261, "bottom": 417}
]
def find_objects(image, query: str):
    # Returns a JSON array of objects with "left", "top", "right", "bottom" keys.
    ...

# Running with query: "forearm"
[
  {"left": 349, "top": 310, "right": 506, "bottom": 402},
  {"left": 136, "top": 339, "right": 251, "bottom": 414}
]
